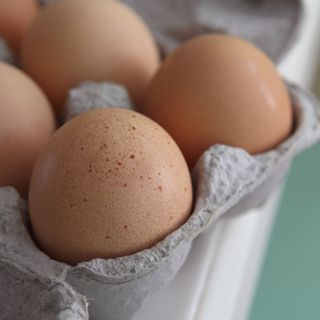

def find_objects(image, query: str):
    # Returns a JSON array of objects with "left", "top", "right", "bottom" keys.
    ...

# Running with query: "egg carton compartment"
[{"left": 1, "top": 80, "right": 320, "bottom": 320}]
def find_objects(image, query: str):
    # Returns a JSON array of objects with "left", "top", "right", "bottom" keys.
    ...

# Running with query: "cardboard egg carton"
[
  {"left": 1, "top": 80, "right": 320, "bottom": 320},
  {"left": 0, "top": 0, "right": 310, "bottom": 319}
]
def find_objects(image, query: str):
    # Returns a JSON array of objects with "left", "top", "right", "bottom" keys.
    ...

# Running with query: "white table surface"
[{"left": 136, "top": 1, "right": 320, "bottom": 319}]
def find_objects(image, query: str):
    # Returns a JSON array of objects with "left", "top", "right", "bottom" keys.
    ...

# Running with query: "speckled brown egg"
[
  {"left": 21, "top": 0, "right": 160, "bottom": 114},
  {"left": 0, "top": 62, "right": 56, "bottom": 198},
  {"left": 29, "top": 108, "right": 193, "bottom": 265},
  {"left": 143, "top": 34, "right": 293, "bottom": 168},
  {"left": 0, "top": 0, "right": 38, "bottom": 53}
]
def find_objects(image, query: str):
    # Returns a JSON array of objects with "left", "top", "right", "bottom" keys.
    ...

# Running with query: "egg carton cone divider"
[
  {"left": 1, "top": 80, "right": 320, "bottom": 320},
  {"left": 0, "top": 38, "right": 15, "bottom": 65}
]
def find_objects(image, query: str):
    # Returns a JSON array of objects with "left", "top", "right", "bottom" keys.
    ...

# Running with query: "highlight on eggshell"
[
  {"left": 29, "top": 108, "right": 193, "bottom": 265},
  {"left": 21, "top": 0, "right": 160, "bottom": 114},
  {"left": 0, "top": 0, "right": 39, "bottom": 53},
  {"left": 143, "top": 34, "right": 293, "bottom": 168},
  {"left": 0, "top": 62, "right": 56, "bottom": 198}
]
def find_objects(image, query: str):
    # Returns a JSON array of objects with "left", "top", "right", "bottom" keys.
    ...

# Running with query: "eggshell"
[
  {"left": 29, "top": 108, "right": 193, "bottom": 265},
  {"left": 0, "top": 62, "right": 56, "bottom": 197},
  {"left": 21, "top": 0, "right": 160, "bottom": 113},
  {"left": 143, "top": 34, "right": 293, "bottom": 168},
  {"left": 0, "top": 0, "right": 38, "bottom": 53}
]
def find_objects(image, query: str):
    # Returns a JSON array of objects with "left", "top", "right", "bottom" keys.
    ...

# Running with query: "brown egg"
[
  {"left": 29, "top": 108, "right": 193, "bottom": 265},
  {"left": 143, "top": 34, "right": 293, "bottom": 168},
  {"left": 0, "top": 62, "right": 56, "bottom": 197},
  {"left": 21, "top": 0, "right": 159, "bottom": 114},
  {"left": 0, "top": 0, "right": 38, "bottom": 53}
]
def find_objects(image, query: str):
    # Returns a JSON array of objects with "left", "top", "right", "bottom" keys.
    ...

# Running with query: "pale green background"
[{"left": 249, "top": 81, "right": 320, "bottom": 319}]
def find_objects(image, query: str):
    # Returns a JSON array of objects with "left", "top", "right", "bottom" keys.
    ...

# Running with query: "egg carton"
[
  {"left": 0, "top": 0, "right": 309, "bottom": 319},
  {"left": 1, "top": 80, "right": 320, "bottom": 320}
]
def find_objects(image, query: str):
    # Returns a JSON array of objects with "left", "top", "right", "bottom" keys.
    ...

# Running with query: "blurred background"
[{"left": 249, "top": 48, "right": 320, "bottom": 319}]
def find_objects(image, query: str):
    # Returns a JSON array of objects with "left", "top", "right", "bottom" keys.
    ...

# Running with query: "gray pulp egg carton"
[
  {"left": 1, "top": 80, "right": 320, "bottom": 320},
  {"left": 0, "top": 0, "right": 311, "bottom": 319}
]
